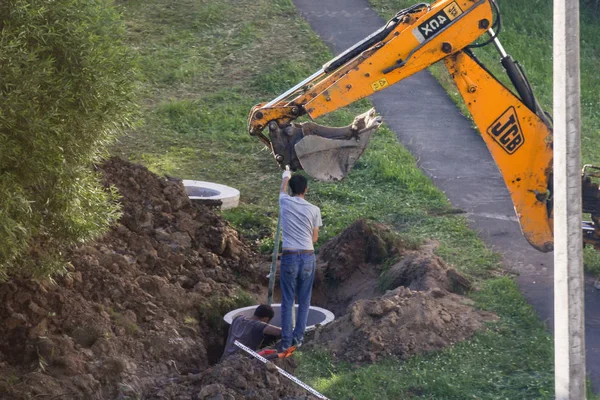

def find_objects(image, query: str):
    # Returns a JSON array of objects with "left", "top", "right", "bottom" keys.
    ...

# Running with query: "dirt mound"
[
  {"left": 313, "top": 221, "right": 471, "bottom": 316},
  {"left": 311, "top": 286, "right": 496, "bottom": 363},
  {"left": 318, "top": 219, "right": 409, "bottom": 283},
  {"left": 380, "top": 242, "right": 472, "bottom": 294},
  {"left": 311, "top": 222, "right": 494, "bottom": 364},
  {"left": 0, "top": 157, "right": 265, "bottom": 400},
  {"left": 314, "top": 220, "right": 417, "bottom": 315},
  {"left": 147, "top": 354, "right": 318, "bottom": 400}
]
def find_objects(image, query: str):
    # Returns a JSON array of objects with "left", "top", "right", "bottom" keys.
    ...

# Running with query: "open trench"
[
  {"left": 0, "top": 159, "right": 496, "bottom": 400},
  {"left": 212, "top": 220, "right": 492, "bottom": 369}
]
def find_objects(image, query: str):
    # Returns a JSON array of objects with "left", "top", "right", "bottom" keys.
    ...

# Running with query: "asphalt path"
[{"left": 292, "top": 0, "right": 600, "bottom": 391}]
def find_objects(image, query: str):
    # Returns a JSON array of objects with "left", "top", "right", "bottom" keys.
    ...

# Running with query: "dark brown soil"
[
  {"left": 147, "top": 354, "right": 318, "bottom": 400},
  {"left": 310, "top": 221, "right": 496, "bottom": 364},
  {"left": 0, "top": 158, "right": 267, "bottom": 400},
  {"left": 380, "top": 241, "right": 472, "bottom": 294},
  {"left": 317, "top": 219, "right": 408, "bottom": 283},
  {"left": 313, "top": 219, "right": 413, "bottom": 315},
  {"left": 310, "top": 287, "right": 496, "bottom": 363},
  {"left": 0, "top": 159, "right": 497, "bottom": 399}
]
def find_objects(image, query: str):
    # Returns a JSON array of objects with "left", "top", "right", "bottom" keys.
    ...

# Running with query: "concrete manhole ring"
[
  {"left": 223, "top": 304, "right": 335, "bottom": 331},
  {"left": 182, "top": 180, "right": 240, "bottom": 210}
]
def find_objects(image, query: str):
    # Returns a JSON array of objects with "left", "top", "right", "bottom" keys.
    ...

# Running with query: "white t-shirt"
[{"left": 279, "top": 193, "right": 322, "bottom": 251}]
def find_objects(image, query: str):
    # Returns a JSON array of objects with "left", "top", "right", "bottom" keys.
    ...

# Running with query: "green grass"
[
  {"left": 299, "top": 277, "right": 597, "bottom": 399},
  {"left": 298, "top": 278, "right": 550, "bottom": 399},
  {"left": 584, "top": 245, "right": 600, "bottom": 277},
  {"left": 112, "top": 0, "right": 597, "bottom": 397},
  {"left": 113, "top": 0, "right": 501, "bottom": 273}
]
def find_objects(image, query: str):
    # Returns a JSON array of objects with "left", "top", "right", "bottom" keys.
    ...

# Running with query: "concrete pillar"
[{"left": 553, "top": 0, "right": 586, "bottom": 398}]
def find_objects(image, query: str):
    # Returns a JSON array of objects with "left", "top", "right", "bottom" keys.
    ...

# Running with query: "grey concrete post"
[{"left": 553, "top": 0, "right": 586, "bottom": 398}]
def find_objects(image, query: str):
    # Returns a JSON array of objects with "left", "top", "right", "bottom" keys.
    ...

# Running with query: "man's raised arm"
[{"left": 280, "top": 168, "right": 291, "bottom": 193}]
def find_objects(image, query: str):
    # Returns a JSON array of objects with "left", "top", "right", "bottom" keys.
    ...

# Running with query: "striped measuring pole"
[{"left": 234, "top": 341, "right": 328, "bottom": 400}]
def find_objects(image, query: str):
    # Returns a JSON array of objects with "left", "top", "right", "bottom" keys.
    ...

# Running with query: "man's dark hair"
[
  {"left": 254, "top": 304, "right": 275, "bottom": 320},
  {"left": 289, "top": 175, "right": 308, "bottom": 196}
]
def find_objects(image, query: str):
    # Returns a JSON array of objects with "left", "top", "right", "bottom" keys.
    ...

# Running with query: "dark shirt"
[{"left": 221, "top": 316, "right": 267, "bottom": 359}]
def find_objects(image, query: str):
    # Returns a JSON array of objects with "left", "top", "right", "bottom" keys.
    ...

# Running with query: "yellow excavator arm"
[{"left": 247, "top": 0, "right": 592, "bottom": 253}]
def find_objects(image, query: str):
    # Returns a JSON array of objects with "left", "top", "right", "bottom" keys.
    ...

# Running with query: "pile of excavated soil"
[
  {"left": 380, "top": 241, "right": 472, "bottom": 294},
  {"left": 0, "top": 157, "right": 269, "bottom": 400},
  {"left": 147, "top": 354, "right": 318, "bottom": 400},
  {"left": 310, "top": 221, "right": 496, "bottom": 363},
  {"left": 0, "top": 160, "right": 499, "bottom": 399},
  {"left": 313, "top": 219, "right": 413, "bottom": 315},
  {"left": 318, "top": 219, "right": 408, "bottom": 283},
  {"left": 311, "top": 286, "right": 495, "bottom": 363}
]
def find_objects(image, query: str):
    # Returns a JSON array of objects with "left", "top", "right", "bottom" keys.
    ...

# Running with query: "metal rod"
[
  {"left": 264, "top": 69, "right": 324, "bottom": 108},
  {"left": 267, "top": 212, "right": 281, "bottom": 306},
  {"left": 488, "top": 28, "right": 508, "bottom": 58},
  {"left": 234, "top": 341, "right": 329, "bottom": 399},
  {"left": 553, "top": 0, "right": 586, "bottom": 397}
]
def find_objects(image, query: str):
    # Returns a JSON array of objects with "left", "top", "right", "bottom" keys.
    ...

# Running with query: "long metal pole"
[
  {"left": 234, "top": 341, "right": 329, "bottom": 399},
  {"left": 267, "top": 213, "right": 282, "bottom": 306},
  {"left": 553, "top": 0, "right": 586, "bottom": 397}
]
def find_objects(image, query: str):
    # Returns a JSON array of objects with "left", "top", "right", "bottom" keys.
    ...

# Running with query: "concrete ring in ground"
[
  {"left": 182, "top": 180, "right": 240, "bottom": 210},
  {"left": 223, "top": 304, "right": 335, "bottom": 330}
]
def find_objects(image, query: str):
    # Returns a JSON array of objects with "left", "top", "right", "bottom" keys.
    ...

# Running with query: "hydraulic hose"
[
  {"left": 468, "top": 0, "right": 501, "bottom": 49},
  {"left": 323, "top": 3, "right": 429, "bottom": 73}
]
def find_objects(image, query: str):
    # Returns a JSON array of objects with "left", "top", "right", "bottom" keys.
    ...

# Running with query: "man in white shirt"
[{"left": 278, "top": 170, "right": 322, "bottom": 350}]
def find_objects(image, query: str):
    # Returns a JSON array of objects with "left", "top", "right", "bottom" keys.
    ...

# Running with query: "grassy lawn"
[
  {"left": 113, "top": 0, "right": 597, "bottom": 397},
  {"left": 298, "top": 278, "right": 556, "bottom": 399},
  {"left": 369, "top": 0, "right": 600, "bottom": 275}
]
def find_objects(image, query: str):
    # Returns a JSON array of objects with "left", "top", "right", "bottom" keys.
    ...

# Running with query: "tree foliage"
[{"left": 0, "top": 0, "right": 137, "bottom": 278}]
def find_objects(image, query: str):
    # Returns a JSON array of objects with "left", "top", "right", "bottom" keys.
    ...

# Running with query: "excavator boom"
[
  {"left": 247, "top": 0, "right": 600, "bottom": 253},
  {"left": 249, "top": 0, "right": 495, "bottom": 171}
]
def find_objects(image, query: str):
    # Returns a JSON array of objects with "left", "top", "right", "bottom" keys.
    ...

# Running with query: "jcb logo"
[{"left": 487, "top": 107, "right": 525, "bottom": 154}]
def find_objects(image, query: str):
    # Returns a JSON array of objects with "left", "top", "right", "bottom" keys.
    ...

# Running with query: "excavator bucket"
[{"left": 294, "top": 109, "right": 382, "bottom": 182}]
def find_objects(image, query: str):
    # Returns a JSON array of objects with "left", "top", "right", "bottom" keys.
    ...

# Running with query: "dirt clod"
[
  {"left": 311, "top": 286, "right": 496, "bottom": 363},
  {"left": 310, "top": 221, "right": 496, "bottom": 364},
  {"left": 146, "top": 354, "right": 318, "bottom": 400},
  {"left": 318, "top": 219, "right": 408, "bottom": 283},
  {"left": 0, "top": 157, "right": 264, "bottom": 400},
  {"left": 381, "top": 241, "right": 472, "bottom": 294},
  {"left": 314, "top": 219, "right": 414, "bottom": 315}
]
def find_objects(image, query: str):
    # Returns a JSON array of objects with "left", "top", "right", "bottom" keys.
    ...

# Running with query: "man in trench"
[
  {"left": 221, "top": 304, "right": 282, "bottom": 359},
  {"left": 278, "top": 170, "right": 322, "bottom": 351}
]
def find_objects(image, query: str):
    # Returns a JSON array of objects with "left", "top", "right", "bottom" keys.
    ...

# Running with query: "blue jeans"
[{"left": 280, "top": 252, "right": 316, "bottom": 350}]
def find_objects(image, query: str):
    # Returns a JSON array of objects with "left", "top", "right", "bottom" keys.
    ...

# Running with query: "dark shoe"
[{"left": 277, "top": 342, "right": 290, "bottom": 353}]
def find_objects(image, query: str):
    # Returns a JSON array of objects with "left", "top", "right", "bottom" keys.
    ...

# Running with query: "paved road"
[{"left": 293, "top": 0, "right": 600, "bottom": 390}]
